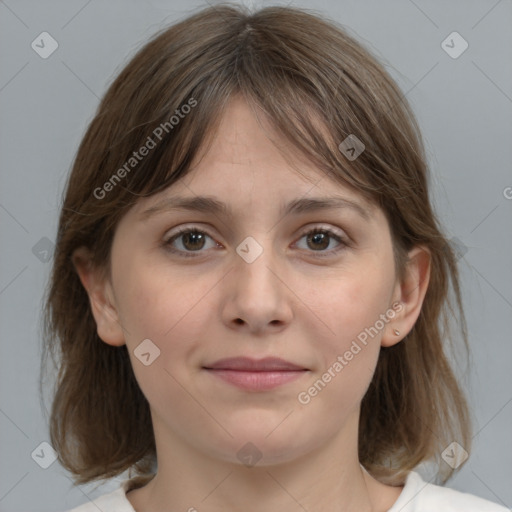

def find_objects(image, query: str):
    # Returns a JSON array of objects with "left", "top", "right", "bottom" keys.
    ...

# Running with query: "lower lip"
[{"left": 204, "top": 369, "right": 306, "bottom": 391}]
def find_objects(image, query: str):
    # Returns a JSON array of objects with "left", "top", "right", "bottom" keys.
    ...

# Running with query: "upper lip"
[{"left": 203, "top": 357, "right": 307, "bottom": 371}]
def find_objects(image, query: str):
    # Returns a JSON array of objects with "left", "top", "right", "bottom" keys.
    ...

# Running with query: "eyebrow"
[{"left": 139, "top": 195, "right": 372, "bottom": 221}]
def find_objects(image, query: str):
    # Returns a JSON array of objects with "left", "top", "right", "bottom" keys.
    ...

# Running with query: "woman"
[{"left": 42, "top": 4, "right": 507, "bottom": 511}]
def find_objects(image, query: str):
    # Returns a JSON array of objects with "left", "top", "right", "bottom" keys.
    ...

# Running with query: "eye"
[
  {"left": 294, "top": 227, "right": 347, "bottom": 257},
  {"left": 163, "top": 227, "right": 219, "bottom": 257},
  {"left": 163, "top": 225, "right": 348, "bottom": 259}
]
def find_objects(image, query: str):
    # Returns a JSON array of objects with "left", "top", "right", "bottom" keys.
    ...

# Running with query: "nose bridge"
[
  {"left": 234, "top": 233, "right": 279, "bottom": 294},
  {"left": 224, "top": 232, "right": 292, "bottom": 330}
]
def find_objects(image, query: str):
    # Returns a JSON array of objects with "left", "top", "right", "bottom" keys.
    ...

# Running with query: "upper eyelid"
[
  {"left": 165, "top": 223, "right": 346, "bottom": 239},
  {"left": 164, "top": 223, "right": 348, "bottom": 247}
]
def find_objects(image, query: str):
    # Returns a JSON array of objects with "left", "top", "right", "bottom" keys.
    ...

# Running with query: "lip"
[
  {"left": 204, "top": 357, "right": 307, "bottom": 371},
  {"left": 203, "top": 357, "right": 308, "bottom": 391}
]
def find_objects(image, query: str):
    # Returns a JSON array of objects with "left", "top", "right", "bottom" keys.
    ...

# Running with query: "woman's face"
[{"left": 83, "top": 97, "right": 415, "bottom": 466}]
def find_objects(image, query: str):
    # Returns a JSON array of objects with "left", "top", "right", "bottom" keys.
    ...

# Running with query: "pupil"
[
  {"left": 309, "top": 232, "right": 328, "bottom": 250},
  {"left": 184, "top": 232, "right": 204, "bottom": 250}
]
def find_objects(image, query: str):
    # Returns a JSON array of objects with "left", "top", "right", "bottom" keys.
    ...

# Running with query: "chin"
[{"left": 203, "top": 422, "right": 316, "bottom": 467}]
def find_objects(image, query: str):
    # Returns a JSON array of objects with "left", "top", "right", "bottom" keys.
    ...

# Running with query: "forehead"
[{"left": 129, "top": 96, "right": 377, "bottom": 220}]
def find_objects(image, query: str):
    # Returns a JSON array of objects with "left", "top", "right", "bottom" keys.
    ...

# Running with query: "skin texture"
[{"left": 73, "top": 97, "right": 430, "bottom": 512}]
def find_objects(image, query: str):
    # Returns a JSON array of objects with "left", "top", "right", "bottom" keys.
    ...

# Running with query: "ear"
[
  {"left": 71, "top": 246, "right": 126, "bottom": 347},
  {"left": 381, "top": 245, "right": 431, "bottom": 348}
]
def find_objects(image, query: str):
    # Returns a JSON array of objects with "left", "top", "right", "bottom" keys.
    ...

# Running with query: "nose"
[{"left": 220, "top": 240, "right": 294, "bottom": 335}]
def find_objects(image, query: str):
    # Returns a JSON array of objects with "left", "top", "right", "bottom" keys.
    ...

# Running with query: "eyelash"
[{"left": 162, "top": 225, "right": 349, "bottom": 259}]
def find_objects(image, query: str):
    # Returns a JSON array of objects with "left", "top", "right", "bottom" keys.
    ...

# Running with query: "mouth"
[{"left": 202, "top": 357, "right": 309, "bottom": 392}]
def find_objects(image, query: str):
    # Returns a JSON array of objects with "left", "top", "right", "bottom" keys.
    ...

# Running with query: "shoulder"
[
  {"left": 62, "top": 478, "right": 137, "bottom": 512},
  {"left": 388, "top": 471, "right": 509, "bottom": 512}
]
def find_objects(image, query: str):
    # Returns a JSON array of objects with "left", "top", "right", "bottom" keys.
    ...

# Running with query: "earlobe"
[
  {"left": 71, "top": 246, "right": 126, "bottom": 347},
  {"left": 381, "top": 245, "right": 431, "bottom": 348}
]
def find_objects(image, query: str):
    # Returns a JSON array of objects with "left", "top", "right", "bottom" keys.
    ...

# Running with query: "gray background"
[{"left": 1, "top": 0, "right": 511, "bottom": 510}]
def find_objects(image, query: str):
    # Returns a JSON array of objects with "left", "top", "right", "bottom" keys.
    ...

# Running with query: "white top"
[{"left": 64, "top": 470, "right": 509, "bottom": 511}]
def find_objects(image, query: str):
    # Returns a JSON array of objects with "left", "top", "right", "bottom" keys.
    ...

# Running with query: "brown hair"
[{"left": 40, "top": 3, "right": 473, "bottom": 487}]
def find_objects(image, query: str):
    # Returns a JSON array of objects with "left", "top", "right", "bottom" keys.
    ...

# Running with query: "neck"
[{"left": 126, "top": 410, "right": 395, "bottom": 512}]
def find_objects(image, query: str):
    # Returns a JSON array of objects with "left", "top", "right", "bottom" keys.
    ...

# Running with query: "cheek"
[
  {"left": 300, "top": 258, "right": 395, "bottom": 404},
  {"left": 310, "top": 263, "right": 394, "bottom": 344},
  {"left": 113, "top": 265, "right": 215, "bottom": 410},
  {"left": 296, "top": 284, "right": 388, "bottom": 425},
  {"left": 114, "top": 250, "right": 204, "bottom": 337},
  {"left": 114, "top": 261, "right": 218, "bottom": 372}
]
